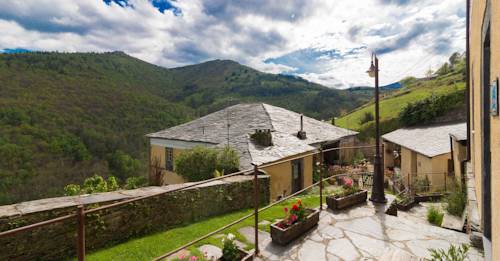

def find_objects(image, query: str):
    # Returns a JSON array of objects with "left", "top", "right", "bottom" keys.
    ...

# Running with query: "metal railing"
[{"left": 0, "top": 145, "right": 376, "bottom": 260}]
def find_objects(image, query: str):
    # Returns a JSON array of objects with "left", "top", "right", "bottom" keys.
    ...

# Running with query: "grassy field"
[
  {"left": 86, "top": 193, "right": 323, "bottom": 261},
  {"left": 336, "top": 74, "right": 465, "bottom": 131}
]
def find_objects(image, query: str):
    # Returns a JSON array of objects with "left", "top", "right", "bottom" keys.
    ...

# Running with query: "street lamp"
[{"left": 367, "top": 53, "right": 386, "bottom": 203}]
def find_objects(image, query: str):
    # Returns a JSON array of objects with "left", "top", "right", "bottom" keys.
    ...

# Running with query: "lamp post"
[{"left": 367, "top": 53, "right": 386, "bottom": 203}]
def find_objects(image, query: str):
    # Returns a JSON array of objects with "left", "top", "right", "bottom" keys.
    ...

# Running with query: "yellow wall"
[
  {"left": 150, "top": 145, "right": 186, "bottom": 185},
  {"left": 451, "top": 139, "right": 467, "bottom": 185},
  {"left": 400, "top": 147, "right": 413, "bottom": 187},
  {"left": 431, "top": 154, "right": 452, "bottom": 190},
  {"left": 150, "top": 142, "right": 314, "bottom": 201},
  {"left": 469, "top": 0, "right": 500, "bottom": 257},
  {"left": 261, "top": 152, "right": 314, "bottom": 201}
]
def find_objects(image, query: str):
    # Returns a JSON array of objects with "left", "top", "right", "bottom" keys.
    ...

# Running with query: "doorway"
[
  {"left": 481, "top": 23, "right": 491, "bottom": 240},
  {"left": 291, "top": 159, "right": 303, "bottom": 193}
]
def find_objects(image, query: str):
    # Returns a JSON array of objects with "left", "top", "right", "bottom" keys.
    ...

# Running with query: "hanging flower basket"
[{"left": 270, "top": 199, "right": 319, "bottom": 245}]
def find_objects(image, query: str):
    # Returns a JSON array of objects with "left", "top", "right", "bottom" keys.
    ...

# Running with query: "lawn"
[
  {"left": 336, "top": 81, "right": 465, "bottom": 131},
  {"left": 86, "top": 193, "right": 323, "bottom": 261}
]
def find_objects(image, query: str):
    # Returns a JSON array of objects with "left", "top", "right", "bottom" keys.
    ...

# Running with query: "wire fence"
[{"left": 0, "top": 145, "right": 376, "bottom": 261}]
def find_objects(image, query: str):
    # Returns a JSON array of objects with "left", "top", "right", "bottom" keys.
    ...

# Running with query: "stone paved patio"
[{"left": 246, "top": 200, "right": 483, "bottom": 261}]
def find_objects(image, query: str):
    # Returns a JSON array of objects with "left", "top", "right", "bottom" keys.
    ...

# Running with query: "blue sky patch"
[
  {"left": 1, "top": 48, "right": 32, "bottom": 54},
  {"left": 152, "top": 0, "right": 182, "bottom": 16},
  {"left": 264, "top": 46, "right": 366, "bottom": 74}
]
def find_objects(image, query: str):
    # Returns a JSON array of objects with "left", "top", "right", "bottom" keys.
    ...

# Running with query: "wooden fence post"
[
  {"left": 319, "top": 146, "right": 324, "bottom": 210},
  {"left": 253, "top": 164, "right": 259, "bottom": 256},
  {"left": 77, "top": 205, "right": 85, "bottom": 261}
]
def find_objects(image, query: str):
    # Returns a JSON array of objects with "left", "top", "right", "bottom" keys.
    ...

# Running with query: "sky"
[{"left": 0, "top": 0, "right": 465, "bottom": 88}]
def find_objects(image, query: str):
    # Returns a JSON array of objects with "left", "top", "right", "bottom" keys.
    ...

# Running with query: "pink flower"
[
  {"left": 343, "top": 177, "right": 353, "bottom": 187},
  {"left": 189, "top": 256, "right": 198, "bottom": 261},
  {"left": 290, "top": 214, "right": 297, "bottom": 222}
]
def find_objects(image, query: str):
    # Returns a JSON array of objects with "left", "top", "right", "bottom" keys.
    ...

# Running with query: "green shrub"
[
  {"left": 445, "top": 185, "right": 467, "bottom": 216},
  {"left": 124, "top": 176, "right": 148, "bottom": 190},
  {"left": 427, "top": 206, "right": 444, "bottom": 226},
  {"left": 64, "top": 174, "right": 120, "bottom": 196},
  {"left": 359, "top": 112, "right": 374, "bottom": 125},
  {"left": 399, "top": 89, "right": 465, "bottom": 127},
  {"left": 175, "top": 146, "right": 239, "bottom": 182},
  {"left": 428, "top": 244, "right": 469, "bottom": 261},
  {"left": 414, "top": 175, "right": 431, "bottom": 193}
]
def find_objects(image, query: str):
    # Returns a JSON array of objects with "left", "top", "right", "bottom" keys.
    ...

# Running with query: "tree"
[
  {"left": 359, "top": 112, "right": 374, "bottom": 125},
  {"left": 175, "top": 146, "right": 240, "bottom": 182}
]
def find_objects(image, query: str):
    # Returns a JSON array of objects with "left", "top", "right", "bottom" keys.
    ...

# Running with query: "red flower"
[
  {"left": 292, "top": 204, "right": 299, "bottom": 211},
  {"left": 290, "top": 214, "right": 297, "bottom": 222},
  {"left": 284, "top": 207, "right": 288, "bottom": 213}
]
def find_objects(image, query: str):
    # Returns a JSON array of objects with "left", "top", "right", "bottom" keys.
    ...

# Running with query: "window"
[{"left": 165, "top": 147, "right": 174, "bottom": 171}]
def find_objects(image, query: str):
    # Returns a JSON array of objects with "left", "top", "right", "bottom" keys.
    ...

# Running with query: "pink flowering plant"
[
  {"left": 332, "top": 177, "right": 361, "bottom": 199},
  {"left": 277, "top": 199, "right": 306, "bottom": 229}
]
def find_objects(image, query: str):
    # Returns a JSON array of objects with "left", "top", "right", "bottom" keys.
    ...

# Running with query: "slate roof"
[
  {"left": 147, "top": 103, "right": 357, "bottom": 169},
  {"left": 382, "top": 122, "right": 466, "bottom": 158}
]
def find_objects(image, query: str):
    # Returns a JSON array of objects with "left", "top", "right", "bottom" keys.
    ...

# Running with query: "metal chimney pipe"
[{"left": 300, "top": 114, "right": 303, "bottom": 132}]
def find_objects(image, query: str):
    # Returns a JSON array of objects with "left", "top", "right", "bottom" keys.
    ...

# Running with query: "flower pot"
[
  {"left": 270, "top": 208, "right": 320, "bottom": 245},
  {"left": 219, "top": 248, "right": 253, "bottom": 261},
  {"left": 395, "top": 199, "right": 418, "bottom": 211},
  {"left": 326, "top": 190, "right": 367, "bottom": 210}
]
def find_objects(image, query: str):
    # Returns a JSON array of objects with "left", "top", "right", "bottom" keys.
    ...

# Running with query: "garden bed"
[
  {"left": 326, "top": 190, "right": 367, "bottom": 210},
  {"left": 220, "top": 248, "right": 253, "bottom": 261},
  {"left": 415, "top": 193, "right": 446, "bottom": 203},
  {"left": 270, "top": 208, "right": 319, "bottom": 245},
  {"left": 395, "top": 198, "right": 418, "bottom": 211}
]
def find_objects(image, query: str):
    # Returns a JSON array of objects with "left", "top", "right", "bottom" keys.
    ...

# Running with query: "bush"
[
  {"left": 445, "top": 185, "right": 467, "bottom": 216},
  {"left": 359, "top": 112, "right": 374, "bottom": 125},
  {"left": 399, "top": 89, "right": 465, "bottom": 127},
  {"left": 428, "top": 244, "right": 469, "bottom": 261},
  {"left": 64, "top": 174, "right": 120, "bottom": 196},
  {"left": 175, "top": 146, "right": 240, "bottom": 182},
  {"left": 427, "top": 205, "right": 444, "bottom": 226},
  {"left": 216, "top": 146, "right": 239, "bottom": 174},
  {"left": 124, "top": 176, "right": 148, "bottom": 189}
]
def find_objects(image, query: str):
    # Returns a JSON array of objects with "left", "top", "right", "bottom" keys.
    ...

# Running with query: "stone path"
[{"left": 250, "top": 200, "right": 483, "bottom": 261}]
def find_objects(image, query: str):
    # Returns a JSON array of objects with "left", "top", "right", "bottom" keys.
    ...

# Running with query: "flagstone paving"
[{"left": 248, "top": 200, "right": 484, "bottom": 261}]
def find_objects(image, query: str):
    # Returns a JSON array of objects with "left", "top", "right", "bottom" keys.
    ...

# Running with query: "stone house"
[
  {"left": 382, "top": 122, "right": 466, "bottom": 192},
  {"left": 146, "top": 103, "right": 357, "bottom": 201}
]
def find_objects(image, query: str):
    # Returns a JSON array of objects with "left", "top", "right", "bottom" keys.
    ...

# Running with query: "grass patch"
[
  {"left": 86, "top": 194, "right": 321, "bottom": 261},
  {"left": 427, "top": 205, "right": 444, "bottom": 226}
]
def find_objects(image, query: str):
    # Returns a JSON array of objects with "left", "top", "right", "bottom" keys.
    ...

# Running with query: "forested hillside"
[{"left": 0, "top": 52, "right": 372, "bottom": 204}]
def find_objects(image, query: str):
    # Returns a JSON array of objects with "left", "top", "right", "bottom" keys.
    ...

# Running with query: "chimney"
[
  {"left": 297, "top": 114, "right": 307, "bottom": 140},
  {"left": 251, "top": 129, "right": 273, "bottom": 146}
]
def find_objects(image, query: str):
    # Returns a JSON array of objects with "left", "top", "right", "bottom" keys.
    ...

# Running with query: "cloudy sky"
[{"left": 0, "top": 0, "right": 465, "bottom": 88}]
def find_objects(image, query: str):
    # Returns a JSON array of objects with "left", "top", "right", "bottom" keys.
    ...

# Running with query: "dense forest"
[{"left": 0, "top": 51, "right": 372, "bottom": 204}]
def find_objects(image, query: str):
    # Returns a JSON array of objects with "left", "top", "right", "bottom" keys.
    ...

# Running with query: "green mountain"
[
  {"left": 0, "top": 51, "right": 371, "bottom": 204},
  {"left": 336, "top": 52, "right": 466, "bottom": 140}
]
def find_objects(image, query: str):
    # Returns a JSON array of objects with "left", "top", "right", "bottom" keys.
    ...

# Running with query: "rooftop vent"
[
  {"left": 297, "top": 114, "right": 307, "bottom": 140},
  {"left": 251, "top": 129, "right": 273, "bottom": 147}
]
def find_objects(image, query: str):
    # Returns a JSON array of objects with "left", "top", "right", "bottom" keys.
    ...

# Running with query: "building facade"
[{"left": 468, "top": 0, "right": 499, "bottom": 258}]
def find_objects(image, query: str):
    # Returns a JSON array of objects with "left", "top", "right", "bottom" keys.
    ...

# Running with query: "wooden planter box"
[
  {"left": 219, "top": 248, "right": 253, "bottom": 261},
  {"left": 326, "top": 190, "right": 367, "bottom": 210},
  {"left": 270, "top": 209, "right": 320, "bottom": 245},
  {"left": 415, "top": 193, "right": 445, "bottom": 203},
  {"left": 396, "top": 199, "right": 418, "bottom": 211}
]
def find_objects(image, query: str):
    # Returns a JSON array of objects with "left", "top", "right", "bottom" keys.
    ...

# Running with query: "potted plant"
[
  {"left": 220, "top": 233, "right": 253, "bottom": 261},
  {"left": 326, "top": 177, "right": 367, "bottom": 210},
  {"left": 270, "top": 199, "right": 320, "bottom": 245}
]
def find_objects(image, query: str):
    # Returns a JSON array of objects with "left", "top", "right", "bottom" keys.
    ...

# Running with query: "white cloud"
[{"left": 0, "top": 0, "right": 465, "bottom": 88}]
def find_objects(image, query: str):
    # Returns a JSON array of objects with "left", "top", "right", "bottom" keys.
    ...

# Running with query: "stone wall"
[{"left": 0, "top": 175, "right": 270, "bottom": 260}]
